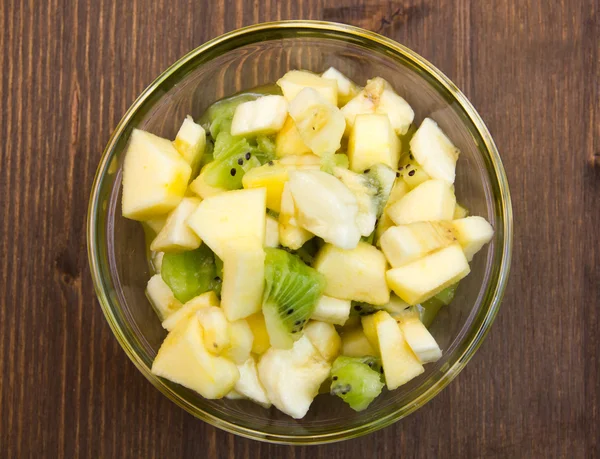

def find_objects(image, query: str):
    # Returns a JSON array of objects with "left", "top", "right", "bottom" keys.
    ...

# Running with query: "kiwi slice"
[
  {"left": 161, "top": 245, "right": 217, "bottom": 303},
  {"left": 330, "top": 356, "right": 384, "bottom": 411},
  {"left": 203, "top": 133, "right": 261, "bottom": 190},
  {"left": 262, "top": 248, "right": 326, "bottom": 349}
]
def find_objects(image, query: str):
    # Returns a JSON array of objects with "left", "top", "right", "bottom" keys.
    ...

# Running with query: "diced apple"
[
  {"left": 380, "top": 221, "right": 457, "bottom": 267},
  {"left": 340, "top": 327, "right": 377, "bottom": 357},
  {"left": 246, "top": 313, "right": 271, "bottom": 355},
  {"left": 288, "top": 170, "right": 361, "bottom": 250},
  {"left": 188, "top": 166, "right": 227, "bottom": 199},
  {"left": 376, "top": 79, "right": 415, "bottom": 136},
  {"left": 122, "top": 129, "right": 191, "bottom": 220},
  {"left": 348, "top": 114, "right": 400, "bottom": 172},
  {"left": 186, "top": 188, "right": 266, "bottom": 259},
  {"left": 304, "top": 321, "right": 341, "bottom": 362},
  {"left": 257, "top": 335, "right": 330, "bottom": 419},
  {"left": 451, "top": 216, "right": 494, "bottom": 261},
  {"left": 234, "top": 357, "right": 271, "bottom": 408},
  {"left": 278, "top": 182, "right": 314, "bottom": 250},
  {"left": 321, "top": 67, "right": 360, "bottom": 106},
  {"left": 387, "top": 180, "right": 456, "bottom": 225},
  {"left": 196, "top": 306, "right": 231, "bottom": 354},
  {"left": 373, "top": 311, "right": 424, "bottom": 390},
  {"left": 224, "top": 319, "right": 254, "bottom": 364},
  {"left": 220, "top": 237, "right": 265, "bottom": 321},
  {"left": 288, "top": 88, "right": 346, "bottom": 157},
  {"left": 314, "top": 242, "right": 390, "bottom": 305},
  {"left": 311, "top": 296, "right": 351, "bottom": 325},
  {"left": 386, "top": 243, "right": 470, "bottom": 305},
  {"left": 397, "top": 317, "right": 442, "bottom": 363},
  {"left": 150, "top": 197, "right": 202, "bottom": 252},
  {"left": 161, "top": 291, "right": 219, "bottom": 332},
  {"left": 265, "top": 215, "right": 280, "bottom": 248},
  {"left": 151, "top": 316, "right": 239, "bottom": 399},
  {"left": 275, "top": 116, "right": 312, "bottom": 157},
  {"left": 230, "top": 95, "right": 288, "bottom": 136},
  {"left": 410, "top": 118, "right": 459, "bottom": 184},
  {"left": 277, "top": 70, "right": 338, "bottom": 106},
  {"left": 379, "top": 294, "right": 414, "bottom": 319},
  {"left": 360, "top": 314, "right": 381, "bottom": 354},
  {"left": 173, "top": 116, "right": 206, "bottom": 175},
  {"left": 146, "top": 274, "right": 182, "bottom": 321}
]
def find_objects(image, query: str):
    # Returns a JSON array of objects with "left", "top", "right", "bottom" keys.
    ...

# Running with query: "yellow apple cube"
[{"left": 348, "top": 114, "right": 400, "bottom": 172}]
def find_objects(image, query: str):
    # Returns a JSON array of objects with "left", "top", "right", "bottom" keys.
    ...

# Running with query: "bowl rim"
[{"left": 87, "top": 20, "right": 513, "bottom": 444}]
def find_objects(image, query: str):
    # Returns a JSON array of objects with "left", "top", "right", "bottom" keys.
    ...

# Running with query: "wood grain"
[{"left": 0, "top": 0, "right": 598, "bottom": 457}]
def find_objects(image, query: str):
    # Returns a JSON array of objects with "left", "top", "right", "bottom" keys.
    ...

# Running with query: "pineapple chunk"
[
  {"left": 275, "top": 116, "right": 312, "bottom": 157},
  {"left": 380, "top": 222, "right": 457, "bottom": 267},
  {"left": 230, "top": 95, "right": 288, "bottom": 136},
  {"left": 173, "top": 116, "right": 206, "bottom": 175},
  {"left": 122, "top": 129, "right": 191, "bottom": 220},
  {"left": 373, "top": 311, "right": 424, "bottom": 390},
  {"left": 188, "top": 166, "right": 227, "bottom": 199},
  {"left": 186, "top": 188, "right": 266, "bottom": 259},
  {"left": 196, "top": 306, "right": 231, "bottom": 354},
  {"left": 161, "top": 291, "right": 219, "bottom": 332},
  {"left": 311, "top": 296, "right": 351, "bottom": 326},
  {"left": 288, "top": 170, "right": 360, "bottom": 250},
  {"left": 314, "top": 242, "right": 390, "bottom": 305},
  {"left": 265, "top": 215, "right": 280, "bottom": 248},
  {"left": 277, "top": 70, "right": 338, "bottom": 106},
  {"left": 386, "top": 180, "right": 456, "bottom": 225},
  {"left": 233, "top": 357, "right": 271, "bottom": 408},
  {"left": 451, "top": 216, "right": 494, "bottom": 261},
  {"left": 304, "top": 321, "right": 341, "bottom": 362},
  {"left": 340, "top": 327, "right": 377, "bottom": 357},
  {"left": 321, "top": 67, "right": 360, "bottom": 106},
  {"left": 288, "top": 88, "right": 345, "bottom": 157},
  {"left": 220, "top": 237, "right": 265, "bottom": 321},
  {"left": 397, "top": 317, "right": 442, "bottom": 363},
  {"left": 257, "top": 335, "right": 330, "bottom": 419},
  {"left": 246, "top": 313, "right": 271, "bottom": 354},
  {"left": 150, "top": 197, "right": 202, "bottom": 252},
  {"left": 386, "top": 243, "right": 470, "bottom": 305},
  {"left": 348, "top": 114, "right": 400, "bottom": 172},
  {"left": 223, "top": 319, "right": 254, "bottom": 364},
  {"left": 410, "top": 118, "right": 459, "bottom": 184},
  {"left": 146, "top": 274, "right": 182, "bottom": 321},
  {"left": 151, "top": 316, "right": 239, "bottom": 399},
  {"left": 278, "top": 182, "right": 314, "bottom": 250}
]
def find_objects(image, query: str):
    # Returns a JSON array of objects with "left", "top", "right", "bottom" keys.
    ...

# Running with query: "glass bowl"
[{"left": 87, "top": 20, "right": 512, "bottom": 444}]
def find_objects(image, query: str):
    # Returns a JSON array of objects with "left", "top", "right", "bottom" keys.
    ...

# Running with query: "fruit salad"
[{"left": 121, "top": 68, "right": 494, "bottom": 419}]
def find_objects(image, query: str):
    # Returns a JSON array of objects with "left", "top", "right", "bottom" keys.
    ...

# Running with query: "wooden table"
[{"left": 1, "top": 1, "right": 598, "bottom": 457}]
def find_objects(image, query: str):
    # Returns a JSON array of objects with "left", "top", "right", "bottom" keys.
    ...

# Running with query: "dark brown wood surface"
[{"left": 1, "top": 0, "right": 598, "bottom": 457}]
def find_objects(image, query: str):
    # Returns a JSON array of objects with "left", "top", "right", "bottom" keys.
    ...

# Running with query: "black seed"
[
  {"left": 294, "top": 320, "right": 301, "bottom": 326},
  {"left": 409, "top": 153, "right": 414, "bottom": 160},
  {"left": 354, "top": 305, "right": 362, "bottom": 311},
  {"left": 268, "top": 160, "right": 274, "bottom": 166},
  {"left": 312, "top": 126, "right": 316, "bottom": 130},
  {"left": 332, "top": 376, "right": 338, "bottom": 381},
  {"left": 214, "top": 276, "right": 221, "bottom": 281},
  {"left": 398, "top": 166, "right": 404, "bottom": 171},
  {"left": 380, "top": 367, "right": 384, "bottom": 374},
  {"left": 396, "top": 172, "right": 401, "bottom": 177},
  {"left": 408, "top": 170, "right": 416, "bottom": 177},
  {"left": 292, "top": 330, "right": 298, "bottom": 334},
  {"left": 237, "top": 158, "right": 244, "bottom": 165},
  {"left": 364, "top": 169, "right": 371, "bottom": 173},
  {"left": 213, "top": 343, "right": 218, "bottom": 348},
  {"left": 287, "top": 308, "right": 294, "bottom": 315},
  {"left": 406, "top": 163, "right": 411, "bottom": 168},
  {"left": 245, "top": 152, "right": 251, "bottom": 160},
  {"left": 230, "top": 168, "right": 237, "bottom": 176}
]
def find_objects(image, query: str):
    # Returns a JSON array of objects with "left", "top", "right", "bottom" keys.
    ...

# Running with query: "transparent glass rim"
[{"left": 87, "top": 20, "right": 513, "bottom": 444}]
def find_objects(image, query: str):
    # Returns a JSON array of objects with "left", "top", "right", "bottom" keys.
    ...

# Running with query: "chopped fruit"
[
  {"left": 304, "top": 321, "right": 341, "bottom": 362},
  {"left": 150, "top": 197, "right": 202, "bottom": 252},
  {"left": 311, "top": 296, "right": 351, "bottom": 326},
  {"left": 186, "top": 188, "right": 266, "bottom": 259},
  {"left": 380, "top": 221, "right": 457, "bottom": 267},
  {"left": 265, "top": 215, "right": 280, "bottom": 248},
  {"left": 288, "top": 88, "right": 345, "bottom": 157},
  {"left": 375, "top": 179, "right": 410, "bottom": 244},
  {"left": 151, "top": 316, "right": 239, "bottom": 399},
  {"left": 161, "top": 291, "right": 220, "bottom": 332},
  {"left": 386, "top": 243, "right": 470, "bottom": 305},
  {"left": 387, "top": 179, "right": 456, "bottom": 225},
  {"left": 288, "top": 170, "right": 361, "bottom": 249},
  {"left": 257, "top": 335, "right": 331, "bottom": 419},
  {"left": 340, "top": 327, "right": 377, "bottom": 357},
  {"left": 146, "top": 274, "right": 182, "bottom": 321},
  {"left": 196, "top": 306, "right": 231, "bottom": 354},
  {"left": 262, "top": 248, "right": 326, "bottom": 349},
  {"left": 379, "top": 295, "right": 414, "bottom": 319},
  {"left": 453, "top": 203, "right": 469, "bottom": 219},
  {"left": 161, "top": 245, "right": 216, "bottom": 303},
  {"left": 330, "top": 356, "right": 384, "bottom": 411},
  {"left": 173, "top": 116, "right": 206, "bottom": 176},
  {"left": 277, "top": 70, "right": 338, "bottom": 106},
  {"left": 410, "top": 118, "right": 459, "bottom": 184},
  {"left": 321, "top": 67, "right": 360, "bottom": 106},
  {"left": 220, "top": 237, "right": 265, "bottom": 321},
  {"left": 233, "top": 357, "right": 271, "bottom": 408},
  {"left": 278, "top": 182, "right": 315, "bottom": 250},
  {"left": 451, "top": 216, "right": 494, "bottom": 261},
  {"left": 225, "top": 390, "right": 244, "bottom": 400},
  {"left": 145, "top": 217, "right": 167, "bottom": 235},
  {"left": 188, "top": 166, "right": 227, "bottom": 199},
  {"left": 122, "top": 129, "right": 191, "bottom": 220},
  {"left": 360, "top": 314, "right": 381, "bottom": 354},
  {"left": 398, "top": 153, "right": 431, "bottom": 189},
  {"left": 372, "top": 311, "right": 424, "bottom": 390},
  {"left": 230, "top": 95, "right": 288, "bottom": 136},
  {"left": 348, "top": 114, "right": 400, "bottom": 172},
  {"left": 151, "top": 251, "right": 164, "bottom": 273},
  {"left": 314, "top": 242, "right": 390, "bottom": 305},
  {"left": 223, "top": 319, "right": 254, "bottom": 364},
  {"left": 396, "top": 316, "right": 442, "bottom": 364},
  {"left": 246, "top": 313, "right": 271, "bottom": 355},
  {"left": 275, "top": 116, "right": 312, "bottom": 157}
]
